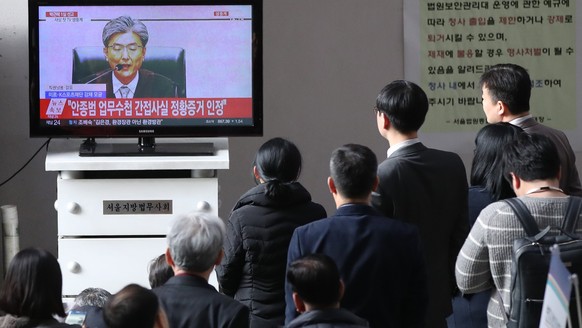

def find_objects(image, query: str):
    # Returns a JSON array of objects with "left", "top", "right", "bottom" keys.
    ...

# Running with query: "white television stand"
[{"left": 45, "top": 138, "right": 229, "bottom": 296}]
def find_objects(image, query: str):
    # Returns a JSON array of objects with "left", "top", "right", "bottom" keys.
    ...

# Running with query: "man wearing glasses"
[{"left": 88, "top": 15, "right": 177, "bottom": 98}]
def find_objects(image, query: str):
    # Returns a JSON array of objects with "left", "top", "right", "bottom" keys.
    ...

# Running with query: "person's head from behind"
[
  {"left": 71, "top": 288, "right": 111, "bottom": 328},
  {"left": 471, "top": 123, "right": 523, "bottom": 201},
  {"left": 0, "top": 247, "right": 66, "bottom": 319},
  {"left": 103, "top": 284, "right": 167, "bottom": 328},
  {"left": 329, "top": 144, "right": 378, "bottom": 201},
  {"left": 148, "top": 253, "right": 174, "bottom": 288},
  {"left": 375, "top": 80, "right": 429, "bottom": 135},
  {"left": 166, "top": 212, "right": 225, "bottom": 276},
  {"left": 102, "top": 16, "right": 149, "bottom": 85},
  {"left": 253, "top": 137, "right": 302, "bottom": 199},
  {"left": 503, "top": 133, "right": 560, "bottom": 194},
  {"left": 73, "top": 287, "right": 112, "bottom": 309},
  {"left": 287, "top": 254, "right": 343, "bottom": 313},
  {"left": 479, "top": 63, "right": 531, "bottom": 123}
]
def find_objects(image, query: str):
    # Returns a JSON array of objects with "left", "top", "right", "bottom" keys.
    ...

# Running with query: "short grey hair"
[
  {"left": 102, "top": 16, "right": 149, "bottom": 47},
  {"left": 73, "top": 287, "right": 112, "bottom": 308},
  {"left": 167, "top": 212, "right": 225, "bottom": 273}
]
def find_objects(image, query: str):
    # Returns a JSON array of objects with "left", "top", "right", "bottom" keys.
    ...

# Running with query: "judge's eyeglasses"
[{"left": 108, "top": 43, "right": 143, "bottom": 54}]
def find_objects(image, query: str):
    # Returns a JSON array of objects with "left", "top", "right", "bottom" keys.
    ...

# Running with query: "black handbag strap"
[
  {"left": 561, "top": 196, "right": 582, "bottom": 233},
  {"left": 504, "top": 198, "right": 540, "bottom": 237}
]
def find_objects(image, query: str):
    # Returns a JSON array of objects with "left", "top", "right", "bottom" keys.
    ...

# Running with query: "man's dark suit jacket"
[
  {"left": 285, "top": 204, "right": 427, "bottom": 328},
  {"left": 91, "top": 69, "right": 177, "bottom": 98},
  {"left": 153, "top": 275, "right": 250, "bottom": 328},
  {"left": 371, "top": 142, "right": 469, "bottom": 328},
  {"left": 515, "top": 117, "right": 582, "bottom": 196},
  {"left": 286, "top": 308, "right": 369, "bottom": 328}
]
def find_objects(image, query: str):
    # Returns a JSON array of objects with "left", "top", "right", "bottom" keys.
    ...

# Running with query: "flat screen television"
[{"left": 28, "top": 0, "right": 262, "bottom": 156}]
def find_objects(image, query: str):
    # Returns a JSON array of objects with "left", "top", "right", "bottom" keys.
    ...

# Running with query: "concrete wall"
[{"left": 218, "top": 0, "right": 406, "bottom": 223}]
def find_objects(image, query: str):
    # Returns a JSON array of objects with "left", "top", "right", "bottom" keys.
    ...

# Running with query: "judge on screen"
[{"left": 81, "top": 16, "right": 179, "bottom": 98}]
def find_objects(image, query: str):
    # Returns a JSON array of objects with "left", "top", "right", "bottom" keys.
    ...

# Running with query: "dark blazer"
[
  {"left": 516, "top": 117, "right": 582, "bottom": 196},
  {"left": 286, "top": 308, "right": 369, "bottom": 328},
  {"left": 153, "top": 275, "right": 250, "bottom": 328},
  {"left": 285, "top": 204, "right": 427, "bottom": 328},
  {"left": 371, "top": 142, "right": 469, "bottom": 327},
  {"left": 91, "top": 69, "right": 178, "bottom": 98},
  {"left": 216, "top": 182, "right": 326, "bottom": 327}
]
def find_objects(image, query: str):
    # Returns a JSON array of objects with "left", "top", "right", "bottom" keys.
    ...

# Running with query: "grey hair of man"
[
  {"left": 102, "top": 16, "right": 149, "bottom": 47},
  {"left": 73, "top": 287, "right": 112, "bottom": 308},
  {"left": 167, "top": 212, "right": 225, "bottom": 273}
]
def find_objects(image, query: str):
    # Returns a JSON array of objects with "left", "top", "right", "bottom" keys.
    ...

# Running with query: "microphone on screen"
[{"left": 83, "top": 64, "right": 123, "bottom": 84}]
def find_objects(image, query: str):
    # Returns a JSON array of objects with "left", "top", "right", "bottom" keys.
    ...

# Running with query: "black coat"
[
  {"left": 216, "top": 182, "right": 326, "bottom": 327},
  {"left": 153, "top": 275, "right": 249, "bottom": 328}
]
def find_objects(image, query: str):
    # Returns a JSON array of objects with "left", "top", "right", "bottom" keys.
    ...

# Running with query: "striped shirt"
[{"left": 455, "top": 196, "right": 581, "bottom": 327}]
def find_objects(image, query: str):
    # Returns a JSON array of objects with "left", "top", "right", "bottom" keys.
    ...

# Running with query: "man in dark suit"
[
  {"left": 153, "top": 212, "right": 250, "bottom": 328},
  {"left": 371, "top": 80, "right": 469, "bottom": 328},
  {"left": 85, "top": 15, "right": 177, "bottom": 98},
  {"left": 285, "top": 144, "right": 427, "bottom": 328},
  {"left": 479, "top": 63, "right": 582, "bottom": 196}
]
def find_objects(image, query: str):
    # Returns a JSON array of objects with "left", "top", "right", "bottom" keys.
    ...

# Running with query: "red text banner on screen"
[{"left": 40, "top": 98, "right": 252, "bottom": 119}]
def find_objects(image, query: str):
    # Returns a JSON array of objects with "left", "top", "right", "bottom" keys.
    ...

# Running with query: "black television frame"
[{"left": 28, "top": 0, "right": 263, "bottom": 142}]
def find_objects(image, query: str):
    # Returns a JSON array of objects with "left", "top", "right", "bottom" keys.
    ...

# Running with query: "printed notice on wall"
[{"left": 404, "top": 0, "right": 575, "bottom": 132}]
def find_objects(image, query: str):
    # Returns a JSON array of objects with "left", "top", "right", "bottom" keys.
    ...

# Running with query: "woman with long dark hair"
[
  {"left": 216, "top": 137, "right": 327, "bottom": 328},
  {"left": 0, "top": 247, "right": 79, "bottom": 327},
  {"left": 468, "top": 122, "right": 524, "bottom": 224},
  {"left": 449, "top": 122, "right": 523, "bottom": 328}
]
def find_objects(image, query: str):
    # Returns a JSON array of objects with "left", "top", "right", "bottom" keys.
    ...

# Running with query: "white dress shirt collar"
[
  {"left": 112, "top": 71, "right": 139, "bottom": 99},
  {"left": 509, "top": 114, "right": 532, "bottom": 126},
  {"left": 387, "top": 138, "right": 420, "bottom": 158}
]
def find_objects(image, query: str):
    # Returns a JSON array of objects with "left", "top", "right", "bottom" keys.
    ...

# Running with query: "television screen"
[{"left": 28, "top": 0, "right": 263, "bottom": 145}]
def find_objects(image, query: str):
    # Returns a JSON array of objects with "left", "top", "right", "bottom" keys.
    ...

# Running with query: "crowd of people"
[{"left": 0, "top": 63, "right": 580, "bottom": 328}]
